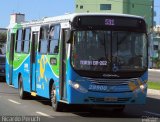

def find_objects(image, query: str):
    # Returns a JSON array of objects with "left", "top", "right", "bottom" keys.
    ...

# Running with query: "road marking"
[
  {"left": 36, "top": 111, "right": 54, "bottom": 118},
  {"left": 8, "top": 99, "right": 21, "bottom": 105},
  {"left": 144, "top": 111, "right": 160, "bottom": 117},
  {"left": 9, "top": 85, "right": 15, "bottom": 88}
]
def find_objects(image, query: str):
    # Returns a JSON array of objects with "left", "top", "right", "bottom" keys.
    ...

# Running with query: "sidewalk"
[
  {"left": 147, "top": 89, "right": 160, "bottom": 96},
  {"left": 148, "top": 69, "right": 160, "bottom": 95}
]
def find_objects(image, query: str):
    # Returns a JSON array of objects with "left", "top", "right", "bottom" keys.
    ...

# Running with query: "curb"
[
  {"left": 147, "top": 89, "right": 160, "bottom": 96},
  {"left": 148, "top": 69, "right": 160, "bottom": 72}
]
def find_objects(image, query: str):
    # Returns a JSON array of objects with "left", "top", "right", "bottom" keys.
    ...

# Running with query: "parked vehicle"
[{"left": 0, "top": 43, "right": 6, "bottom": 80}]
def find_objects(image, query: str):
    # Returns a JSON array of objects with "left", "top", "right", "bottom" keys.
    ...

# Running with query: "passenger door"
[
  {"left": 59, "top": 29, "right": 69, "bottom": 100},
  {"left": 9, "top": 33, "right": 15, "bottom": 85},
  {"left": 30, "top": 31, "right": 38, "bottom": 92}
]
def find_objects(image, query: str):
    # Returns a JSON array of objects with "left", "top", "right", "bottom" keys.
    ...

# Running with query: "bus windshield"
[{"left": 71, "top": 31, "right": 147, "bottom": 73}]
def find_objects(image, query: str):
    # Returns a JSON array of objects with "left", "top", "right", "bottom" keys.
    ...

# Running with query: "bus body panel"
[
  {"left": 12, "top": 55, "right": 31, "bottom": 91},
  {"left": 5, "top": 58, "right": 10, "bottom": 85},
  {"left": 66, "top": 61, "right": 148, "bottom": 104},
  {"left": 35, "top": 54, "right": 60, "bottom": 98},
  {"left": 6, "top": 24, "right": 21, "bottom": 85},
  {"left": 5, "top": 32, "right": 11, "bottom": 85}
]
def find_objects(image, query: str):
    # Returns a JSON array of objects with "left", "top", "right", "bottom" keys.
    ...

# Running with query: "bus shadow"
[
  {"left": 26, "top": 96, "right": 51, "bottom": 106},
  {"left": 66, "top": 97, "right": 160, "bottom": 118},
  {"left": 65, "top": 106, "right": 139, "bottom": 118},
  {"left": 23, "top": 95, "right": 160, "bottom": 118},
  {"left": 0, "top": 77, "right": 6, "bottom": 82}
]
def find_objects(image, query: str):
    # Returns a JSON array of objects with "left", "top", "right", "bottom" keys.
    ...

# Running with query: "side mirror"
[{"left": 65, "top": 29, "right": 71, "bottom": 43}]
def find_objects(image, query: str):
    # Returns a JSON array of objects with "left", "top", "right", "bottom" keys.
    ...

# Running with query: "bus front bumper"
[{"left": 67, "top": 83, "right": 147, "bottom": 105}]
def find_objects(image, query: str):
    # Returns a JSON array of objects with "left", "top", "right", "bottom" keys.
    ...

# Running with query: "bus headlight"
[
  {"left": 69, "top": 80, "right": 88, "bottom": 93},
  {"left": 140, "top": 84, "right": 145, "bottom": 90},
  {"left": 74, "top": 83, "right": 80, "bottom": 89},
  {"left": 140, "top": 84, "right": 147, "bottom": 91},
  {"left": 137, "top": 79, "right": 147, "bottom": 91}
]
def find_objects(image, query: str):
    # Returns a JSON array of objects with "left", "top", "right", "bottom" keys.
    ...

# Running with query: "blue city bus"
[{"left": 6, "top": 13, "right": 148, "bottom": 111}]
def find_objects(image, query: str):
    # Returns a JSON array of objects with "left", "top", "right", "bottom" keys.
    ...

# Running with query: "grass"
[{"left": 148, "top": 81, "right": 160, "bottom": 90}]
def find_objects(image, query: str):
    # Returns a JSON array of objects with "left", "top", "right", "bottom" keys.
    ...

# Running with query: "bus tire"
[
  {"left": 18, "top": 76, "right": 28, "bottom": 99},
  {"left": 51, "top": 84, "right": 63, "bottom": 111}
]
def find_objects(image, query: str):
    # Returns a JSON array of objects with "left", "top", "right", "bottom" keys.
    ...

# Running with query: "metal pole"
[{"left": 152, "top": 0, "right": 154, "bottom": 28}]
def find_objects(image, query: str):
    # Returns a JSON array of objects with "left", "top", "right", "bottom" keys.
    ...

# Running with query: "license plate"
[{"left": 104, "top": 97, "right": 118, "bottom": 102}]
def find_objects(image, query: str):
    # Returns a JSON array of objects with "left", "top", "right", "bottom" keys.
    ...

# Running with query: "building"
[
  {"left": 153, "top": 26, "right": 160, "bottom": 58},
  {"left": 9, "top": 13, "right": 25, "bottom": 25},
  {"left": 0, "top": 28, "right": 7, "bottom": 42},
  {"left": 149, "top": 25, "right": 160, "bottom": 68},
  {"left": 75, "top": 0, "right": 153, "bottom": 31}
]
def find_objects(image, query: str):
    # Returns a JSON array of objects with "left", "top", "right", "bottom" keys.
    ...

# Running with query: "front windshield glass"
[
  {"left": 72, "top": 31, "right": 111, "bottom": 72},
  {"left": 71, "top": 31, "right": 147, "bottom": 72},
  {"left": 112, "top": 31, "right": 147, "bottom": 71}
]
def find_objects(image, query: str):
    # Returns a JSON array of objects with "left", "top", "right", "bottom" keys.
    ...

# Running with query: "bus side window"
[
  {"left": 15, "top": 29, "right": 23, "bottom": 53},
  {"left": 48, "top": 25, "right": 60, "bottom": 54},
  {"left": 23, "top": 28, "right": 31, "bottom": 53},
  {"left": 39, "top": 25, "right": 49, "bottom": 54}
]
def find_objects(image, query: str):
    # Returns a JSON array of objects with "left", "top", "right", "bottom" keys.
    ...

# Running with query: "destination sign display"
[
  {"left": 72, "top": 16, "right": 146, "bottom": 32},
  {"left": 80, "top": 16, "right": 143, "bottom": 27}
]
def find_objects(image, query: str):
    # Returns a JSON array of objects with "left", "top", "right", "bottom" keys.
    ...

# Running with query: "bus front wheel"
[
  {"left": 51, "top": 84, "right": 63, "bottom": 111},
  {"left": 18, "top": 76, "right": 28, "bottom": 99}
]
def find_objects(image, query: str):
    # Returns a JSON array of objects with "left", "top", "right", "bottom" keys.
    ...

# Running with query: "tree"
[
  {"left": 0, "top": 32, "right": 7, "bottom": 42},
  {"left": 0, "top": 32, "right": 7, "bottom": 54}
]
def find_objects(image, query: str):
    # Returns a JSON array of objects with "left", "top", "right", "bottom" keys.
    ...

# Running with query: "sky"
[
  {"left": 0, "top": 0, "right": 75, "bottom": 28},
  {"left": 0, "top": 0, "right": 160, "bottom": 28}
]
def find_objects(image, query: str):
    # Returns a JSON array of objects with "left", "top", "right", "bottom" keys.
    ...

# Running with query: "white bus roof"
[
  {"left": 10, "top": 13, "right": 145, "bottom": 28},
  {"left": 44, "top": 13, "right": 144, "bottom": 22}
]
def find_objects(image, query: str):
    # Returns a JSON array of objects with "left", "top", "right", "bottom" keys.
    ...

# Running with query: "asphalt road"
[
  {"left": 148, "top": 70, "right": 160, "bottom": 82},
  {"left": 0, "top": 82, "right": 160, "bottom": 122}
]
